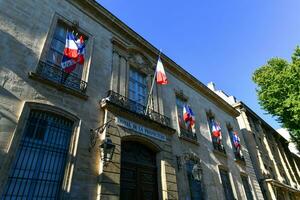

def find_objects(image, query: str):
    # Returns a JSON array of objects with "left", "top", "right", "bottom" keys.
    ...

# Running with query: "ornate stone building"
[
  {"left": 208, "top": 82, "right": 300, "bottom": 200},
  {"left": 0, "top": 0, "right": 261, "bottom": 199}
]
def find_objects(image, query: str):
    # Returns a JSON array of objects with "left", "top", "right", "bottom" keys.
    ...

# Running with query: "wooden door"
[{"left": 120, "top": 141, "right": 158, "bottom": 200}]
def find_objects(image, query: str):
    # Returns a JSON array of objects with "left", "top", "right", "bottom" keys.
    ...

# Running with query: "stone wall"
[{"left": 0, "top": 0, "right": 262, "bottom": 199}]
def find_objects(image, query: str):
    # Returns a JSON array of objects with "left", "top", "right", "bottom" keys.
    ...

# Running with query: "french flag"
[
  {"left": 156, "top": 57, "right": 168, "bottom": 85},
  {"left": 183, "top": 105, "right": 195, "bottom": 131},
  {"left": 61, "top": 32, "right": 85, "bottom": 74},
  {"left": 75, "top": 36, "right": 85, "bottom": 64},
  {"left": 63, "top": 32, "right": 79, "bottom": 58},
  {"left": 233, "top": 132, "right": 241, "bottom": 148},
  {"left": 211, "top": 119, "right": 221, "bottom": 138}
]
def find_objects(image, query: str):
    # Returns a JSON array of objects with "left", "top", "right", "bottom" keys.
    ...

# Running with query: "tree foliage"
[{"left": 252, "top": 46, "right": 300, "bottom": 150}]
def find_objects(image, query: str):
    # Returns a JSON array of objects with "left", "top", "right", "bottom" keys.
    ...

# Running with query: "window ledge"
[
  {"left": 179, "top": 135, "right": 199, "bottom": 145},
  {"left": 213, "top": 149, "right": 227, "bottom": 157},
  {"left": 235, "top": 158, "right": 246, "bottom": 165},
  {"left": 29, "top": 72, "right": 88, "bottom": 100}
]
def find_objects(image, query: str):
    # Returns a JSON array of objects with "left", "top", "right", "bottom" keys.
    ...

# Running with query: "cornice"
[{"left": 67, "top": 0, "right": 239, "bottom": 117}]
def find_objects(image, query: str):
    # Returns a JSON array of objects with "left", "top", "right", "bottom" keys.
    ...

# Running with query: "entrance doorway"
[{"left": 120, "top": 141, "right": 158, "bottom": 200}]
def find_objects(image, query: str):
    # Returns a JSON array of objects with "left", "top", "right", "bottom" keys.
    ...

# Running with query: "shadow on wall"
[
  {"left": 0, "top": 29, "right": 39, "bottom": 159},
  {"left": 0, "top": 86, "right": 21, "bottom": 160}
]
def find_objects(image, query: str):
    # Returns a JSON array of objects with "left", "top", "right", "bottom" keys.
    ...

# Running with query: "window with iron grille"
[
  {"left": 241, "top": 175, "right": 254, "bottom": 200},
  {"left": 128, "top": 67, "right": 148, "bottom": 106},
  {"left": 1, "top": 110, "right": 74, "bottom": 199},
  {"left": 219, "top": 169, "right": 235, "bottom": 200},
  {"left": 36, "top": 19, "right": 88, "bottom": 93}
]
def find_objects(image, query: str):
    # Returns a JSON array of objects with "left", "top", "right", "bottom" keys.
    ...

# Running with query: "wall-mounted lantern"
[
  {"left": 89, "top": 119, "right": 115, "bottom": 164},
  {"left": 100, "top": 135, "right": 115, "bottom": 162}
]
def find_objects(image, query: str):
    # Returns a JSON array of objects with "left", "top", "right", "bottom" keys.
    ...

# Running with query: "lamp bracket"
[{"left": 89, "top": 119, "right": 114, "bottom": 152}]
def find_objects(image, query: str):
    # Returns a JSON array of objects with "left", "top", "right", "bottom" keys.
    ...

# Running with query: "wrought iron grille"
[
  {"left": 1, "top": 110, "right": 73, "bottom": 200},
  {"left": 212, "top": 141, "right": 226, "bottom": 154},
  {"left": 180, "top": 128, "right": 198, "bottom": 142},
  {"left": 36, "top": 61, "right": 87, "bottom": 94},
  {"left": 105, "top": 90, "right": 171, "bottom": 127},
  {"left": 234, "top": 152, "right": 245, "bottom": 162}
]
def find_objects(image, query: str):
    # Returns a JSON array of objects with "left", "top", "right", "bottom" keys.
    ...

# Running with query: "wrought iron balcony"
[
  {"left": 35, "top": 61, "right": 87, "bottom": 94},
  {"left": 103, "top": 90, "right": 171, "bottom": 127},
  {"left": 213, "top": 142, "right": 226, "bottom": 154},
  {"left": 234, "top": 152, "right": 245, "bottom": 162},
  {"left": 180, "top": 128, "right": 198, "bottom": 142}
]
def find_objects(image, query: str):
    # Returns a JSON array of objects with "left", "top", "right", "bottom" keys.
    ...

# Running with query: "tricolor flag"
[
  {"left": 233, "top": 131, "right": 241, "bottom": 149},
  {"left": 63, "top": 32, "right": 79, "bottom": 58},
  {"left": 156, "top": 57, "right": 168, "bottom": 85},
  {"left": 61, "top": 32, "right": 85, "bottom": 74},
  {"left": 75, "top": 35, "right": 85, "bottom": 64},
  {"left": 211, "top": 119, "right": 222, "bottom": 144},
  {"left": 183, "top": 105, "right": 195, "bottom": 132}
]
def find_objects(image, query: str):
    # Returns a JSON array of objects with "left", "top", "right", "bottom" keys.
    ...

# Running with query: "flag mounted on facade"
[
  {"left": 211, "top": 119, "right": 222, "bottom": 144},
  {"left": 233, "top": 131, "right": 241, "bottom": 149},
  {"left": 156, "top": 57, "right": 168, "bottom": 85},
  {"left": 183, "top": 105, "right": 195, "bottom": 132},
  {"left": 61, "top": 32, "right": 85, "bottom": 74}
]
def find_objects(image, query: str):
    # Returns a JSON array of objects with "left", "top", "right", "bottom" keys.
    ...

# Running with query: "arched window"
[{"left": 1, "top": 110, "right": 74, "bottom": 199}]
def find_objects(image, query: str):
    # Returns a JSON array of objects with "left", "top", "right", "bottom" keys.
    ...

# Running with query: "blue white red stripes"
[
  {"left": 211, "top": 119, "right": 222, "bottom": 144},
  {"left": 183, "top": 105, "right": 195, "bottom": 132},
  {"left": 61, "top": 32, "right": 85, "bottom": 74},
  {"left": 233, "top": 131, "right": 241, "bottom": 148}
]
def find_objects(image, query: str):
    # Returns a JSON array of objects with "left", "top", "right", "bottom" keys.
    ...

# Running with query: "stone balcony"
[
  {"left": 213, "top": 141, "right": 227, "bottom": 155},
  {"left": 179, "top": 128, "right": 198, "bottom": 143},
  {"left": 101, "top": 90, "right": 172, "bottom": 129}
]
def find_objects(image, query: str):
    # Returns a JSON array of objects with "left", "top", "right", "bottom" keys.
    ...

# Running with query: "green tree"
[{"left": 252, "top": 46, "right": 300, "bottom": 150}]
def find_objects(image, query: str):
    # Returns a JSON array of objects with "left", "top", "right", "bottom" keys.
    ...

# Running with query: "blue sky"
[{"left": 98, "top": 0, "right": 300, "bottom": 129}]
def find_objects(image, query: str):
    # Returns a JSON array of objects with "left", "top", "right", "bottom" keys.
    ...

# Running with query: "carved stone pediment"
[
  {"left": 183, "top": 152, "right": 201, "bottom": 164},
  {"left": 206, "top": 109, "right": 215, "bottom": 118},
  {"left": 174, "top": 88, "right": 188, "bottom": 101},
  {"left": 128, "top": 50, "right": 154, "bottom": 75}
]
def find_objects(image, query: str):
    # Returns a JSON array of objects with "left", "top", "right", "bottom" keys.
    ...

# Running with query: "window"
[
  {"left": 269, "top": 167, "right": 275, "bottom": 179},
  {"left": 219, "top": 169, "right": 235, "bottom": 200},
  {"left": 176, "top": 97, "right": 186, "bottom": 130},
  {"left": 36, "top": 20, "right": 88, "bottom": 93},
  {"left": 209, "top": 117, "right": 225, "bottom": 153},
  {"left": 186, "top": 160, "right": 203, "bottom": 200},
  {"left": 228, "top": 129, "right": 244, "bottom": 161},
  {"left": 1, "top": 110, "right": 74, "bottom": 199},
  {"left": 128, "top": 67, "right": 148, "bottom": 106},
  {"left": 176, "top": 97, "right": 197, "bottom": 140},
  {"left": 241, "top": 175, "right": 254, "bottom": 200}
]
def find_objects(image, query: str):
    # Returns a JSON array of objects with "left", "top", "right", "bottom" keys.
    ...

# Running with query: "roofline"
[
  {"left": 68, "top": 0, "right": 239, "bottom": 117},
  {"left": 233, "top": 101, "right": 287, "bottom": 142}
]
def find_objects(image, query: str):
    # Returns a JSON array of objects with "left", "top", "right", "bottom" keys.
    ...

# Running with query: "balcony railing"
[
  {"left": 35, "top": 61, "right": 87, "bottom": 94},
  {"left": 234, "top": 152, "right": 245, "bottom": 162},
  {"left": 180, "top": 128, "right": 197, "bottom": 142},
  {"left": 104, "top": 90, "right": 171, "bottom": 127},
  {"left": 213, "top": 141, "right": 226, "bottom": 154}
]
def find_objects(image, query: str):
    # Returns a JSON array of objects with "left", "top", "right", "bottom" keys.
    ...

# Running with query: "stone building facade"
[
  {"left": 0, "top": 0, "right": 261, "bottom": 199},
  {"left": 208, "top": 82, "right": 300, "bottom": 200}
]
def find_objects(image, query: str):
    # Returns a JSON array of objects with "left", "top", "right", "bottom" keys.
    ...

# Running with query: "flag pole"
[{"left": 145, "top": 50, "right": 162, "bottom": 115}]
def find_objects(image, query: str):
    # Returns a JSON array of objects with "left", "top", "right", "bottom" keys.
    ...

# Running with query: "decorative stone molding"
[
  {"left": 206, "top": 109, "right": 215, "bottom": 118},
  {"left": 128, "top": 49, "right": 154, "bottom": 75},
  {"left": 174, "top": 88, "right": 188, "bottom": 101}
]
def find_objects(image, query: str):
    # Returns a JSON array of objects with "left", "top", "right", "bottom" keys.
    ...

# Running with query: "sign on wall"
[{"left": 115, "top": 117, "right": 167, "bottom": 142}]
